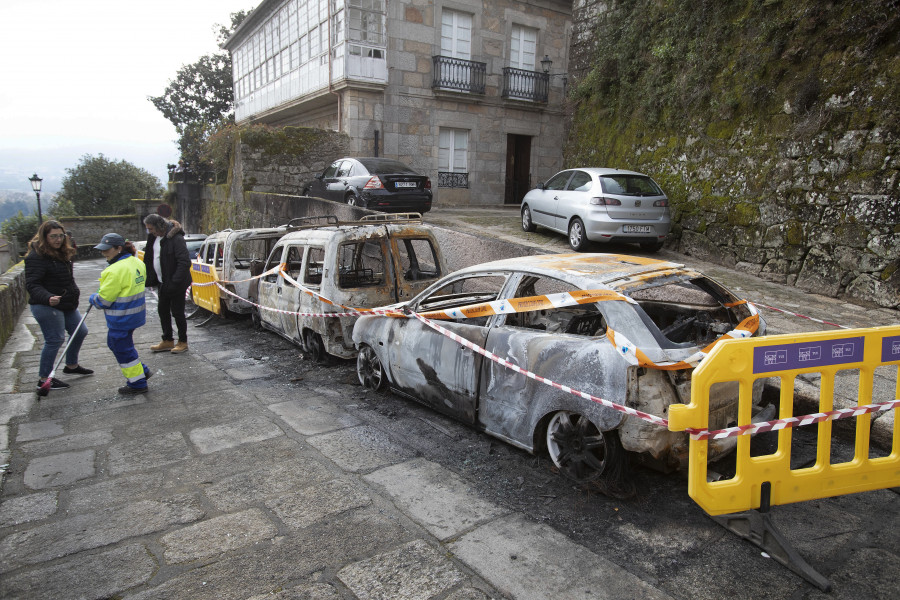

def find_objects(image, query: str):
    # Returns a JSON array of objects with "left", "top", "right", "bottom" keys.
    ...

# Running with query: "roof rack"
[
  {"left": 357, "top": 213, "right": 423, "bottom": 223},
  {"left": 282, "top": 215, "right": 340, "bottom": 228}
]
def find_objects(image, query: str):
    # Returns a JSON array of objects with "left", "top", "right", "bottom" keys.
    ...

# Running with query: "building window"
[
  {"left": 349, "top": 0, "right": 385, "bottom": 45},
  {"left": 441, "top": 9, "right": 472, "bottom": 60},
  {"left": 439, "top": 128, "right": 469, "bottom": 188}
]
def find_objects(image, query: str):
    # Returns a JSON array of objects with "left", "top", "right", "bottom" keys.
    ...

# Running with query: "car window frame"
[
  {"left": 566, "top": 170, "right": 594, "bottom": 192},
  {"left": 544, "top": 170, "right": 573, "bottom": 191}
]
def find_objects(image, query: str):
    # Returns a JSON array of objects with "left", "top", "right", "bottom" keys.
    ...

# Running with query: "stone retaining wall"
[{"left": 0, "top": 262, "right": 26, "bottom": 351}]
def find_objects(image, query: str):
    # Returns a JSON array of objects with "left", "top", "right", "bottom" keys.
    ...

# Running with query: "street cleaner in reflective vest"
[{"left": 90, "top": 233, "right": 152, "bottom": 395}]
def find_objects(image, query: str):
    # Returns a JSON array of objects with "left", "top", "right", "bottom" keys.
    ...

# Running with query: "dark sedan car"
[{"left": 303, "top": 157, "right": 433, "bottom": 213}]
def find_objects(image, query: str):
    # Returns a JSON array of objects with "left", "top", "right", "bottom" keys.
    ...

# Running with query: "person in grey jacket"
[
  {"left": 25, "top": 220, "right": 93, "bottom": 390},
  {"left": 142, "top": 213, "right": 192, "bottom": 353}
]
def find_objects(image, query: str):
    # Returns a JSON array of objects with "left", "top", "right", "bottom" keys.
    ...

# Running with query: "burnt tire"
[
  {"left": 357, "top": 344, "right": 387, "bottom": 391},
  {"left": 303, "top": 329, "right": 327, "bottom": 363},
  {"left": 546, "top": 411, "right": 624, "bottom": 483},
  {"left": 251, "top": 307, "right": 262, "bottom": 331},
  {"left": 521, "top": 205, "right": 537, "bottom": 232},
  {"left": 568, "top": 218, "right": 589, "bottom": 252}
]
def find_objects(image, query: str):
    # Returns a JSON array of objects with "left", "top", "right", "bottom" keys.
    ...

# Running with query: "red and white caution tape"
[
  {"left": 750, "top": 301, "right": 850, "bottom": 329},
  {"left": 686, "top": 399, "right": 900, "bottom": 440}
]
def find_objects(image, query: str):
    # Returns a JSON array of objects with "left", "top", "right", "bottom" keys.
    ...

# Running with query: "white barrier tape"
[
  {"left": 279, "top": 269, "right": 404, "bottom": 317},
  {"left": 750, "top": 301, "right": 850, "bottom": 329}
]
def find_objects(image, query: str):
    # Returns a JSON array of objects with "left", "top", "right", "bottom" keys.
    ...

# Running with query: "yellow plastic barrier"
[
  {"left": 190, "top": 261, "right": 222, "bottom": 315},
  {"left": 669, "top": 325, "right": 900, "bottom": 516}
]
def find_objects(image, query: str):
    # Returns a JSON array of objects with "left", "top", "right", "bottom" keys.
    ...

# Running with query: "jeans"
[
  {"left": 30, "top": 304, "right": 88, "bottom": 378},
  {"left": 157, "top": 285, "right": 188, "bottom": 342}
]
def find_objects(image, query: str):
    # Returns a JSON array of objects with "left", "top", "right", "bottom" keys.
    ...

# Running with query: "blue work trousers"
[
  {"left": 30, "top": 304, "right": 88, "bottom": 378},
  {"left": 107, "top": 329, "right": 148, "bottom": 389}
]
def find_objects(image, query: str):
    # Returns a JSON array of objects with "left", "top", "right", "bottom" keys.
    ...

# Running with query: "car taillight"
[
  {"left": 654, "top": 199, "right": 669, "bottom": 207},
  {"left": 364, "top": 176, "right": 384, "bottom": 190},
  {"left": 589, "top": 197, "right": 621, "bottom": 206},
  {"left": 424, "top": 178, "right": 431, "bottom": 190}
]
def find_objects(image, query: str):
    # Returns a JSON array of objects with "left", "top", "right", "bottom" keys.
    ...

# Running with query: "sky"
[{"left": 0, "top": 0, "right": 259, "bottom": 196}]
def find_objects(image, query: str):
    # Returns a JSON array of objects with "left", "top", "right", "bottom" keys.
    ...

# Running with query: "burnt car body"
[
  {"left": 303, "top": 157, "right": 433, "bottom": 213},
  {"left": 255, "top": 214, "right": 446, "bottom": 360},
  {"left": 353, "top": 253, "right": 767, "bottom": 482}
]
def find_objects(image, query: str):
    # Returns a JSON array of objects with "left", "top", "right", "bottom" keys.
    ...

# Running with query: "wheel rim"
[
  {"left": 522, "top": 208, "right": 531, "bottom": 230},
  {"left": 347, "top": 195, "right": 357, "bottom": 206},
  {"left": 546, "top": 411, "right": 608, "bottom": 481},
  {"left": 357, "top": 345, "right": 384, "bottom": 390},
  {"left": 569, "top": 222, "right": 584, "bottom": 248}
]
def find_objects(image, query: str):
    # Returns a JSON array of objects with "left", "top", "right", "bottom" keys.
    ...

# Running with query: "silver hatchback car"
[{"left": 521, "top": 168, "right": 671, "bottom": 252}]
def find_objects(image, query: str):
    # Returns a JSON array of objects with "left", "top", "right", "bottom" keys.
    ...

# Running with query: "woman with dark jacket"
[
  {"left": 25, "top": 220, "right": 92, "bottom": 391},
  {"left": 142, "top": 213, "right": 191, "bottom": 353}
]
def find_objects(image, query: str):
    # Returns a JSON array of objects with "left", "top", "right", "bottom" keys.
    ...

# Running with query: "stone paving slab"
[
  {"left": 189, "top": 415, "right": 285, "bottom": 454},
  {"left": 307, "top": 425, "right": 417, "bottom": 473},
  {"left": 269, "top": 398, "right": 363, "bottom": 435},
  {"left": 0, "top": 543, "right": 157, "bottom": 600},
  {"left": 23, "top": 449, "right": 95, "bottom": 489},
  {"left": 364, "top": 458, "right": 509, "bottom": 540},
  {"left": 160, "top": 507, "right": 279, "bottom": 563},
  {"left": 0, "top": 495, "right": 204, "bottom": 572},
  {"left": 449, "top": 513, "right": 673, "bottom": 600},
  {"left": 337, "top": 539, "right": 468, "bottom": 599}
]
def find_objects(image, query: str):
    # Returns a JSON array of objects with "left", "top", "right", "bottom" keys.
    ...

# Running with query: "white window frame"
[
  {"left": 441, "top": 9, "right": 472, "bottom": 59},
  {"left": 439, "top": 128, "right": 469, "bottom": 173}
]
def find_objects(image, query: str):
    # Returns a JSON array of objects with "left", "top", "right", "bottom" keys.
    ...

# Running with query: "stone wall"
[
  {"left": 567, "top": 0, "right": 899, "bottom": 309},
  {"left": 57, "top": 215, "right": 147, "bottom": 259},
  {"left": 0, "top": 262, "right": 26, "bottom": 351}
]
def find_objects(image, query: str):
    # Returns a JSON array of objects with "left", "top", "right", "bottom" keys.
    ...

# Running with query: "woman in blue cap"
[{"left": 89, "top": 233, "right": 151, "bottom": 394}]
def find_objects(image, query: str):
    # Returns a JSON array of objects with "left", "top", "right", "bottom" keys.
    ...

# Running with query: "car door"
[
  {"left": 279, "top": 244, "right": 306, "bottom": 341},
  {"left": 309, "top": 161, "right": 340, "bottom": 200},
  {"left": 258, "top": 244, "right": 287, "bottom": 334},
  {"left": 554, "top": 170, "right": 594, "bottom": 231},
  {"left": 387, "top": 231, "right": 445, "bottom": 303},
  {"left": 529, "top": 170, "right": 572, "bottom": 231},
  {"left": 385, "top": 273, "right": 508, "bottom": 424}
]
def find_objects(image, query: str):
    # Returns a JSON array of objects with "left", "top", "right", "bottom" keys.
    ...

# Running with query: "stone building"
[{"left": 224, "top": 0, "right": 573, "bottom": 207}]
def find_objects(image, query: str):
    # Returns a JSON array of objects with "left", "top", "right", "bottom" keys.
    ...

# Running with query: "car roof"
[
  {"left": 558, "top": 168, "right": 650, "bottom": 178},
  {"left": 453, "top": 253, "right": 701, "bottom": 291},
  {"left": 277, "top": 221, "right": 435, "bottom": 243}
]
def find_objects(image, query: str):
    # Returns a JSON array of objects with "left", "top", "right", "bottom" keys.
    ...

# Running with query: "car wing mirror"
[{"left": 315, "top": 173, "right": 324, "bottom": 180}]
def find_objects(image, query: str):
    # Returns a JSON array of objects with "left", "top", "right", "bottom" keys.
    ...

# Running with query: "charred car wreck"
[{"left": 353, "top": 253, "right": 768, "bottom": 483}]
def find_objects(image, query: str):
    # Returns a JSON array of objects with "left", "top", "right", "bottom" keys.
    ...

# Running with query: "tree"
[
  {"left": 58, "top": 154, "right": 164, "bottom": 216},
  {"left": 0, "top": 211, "right": 40, "bottom": 255},
  {"left": 149, "top": 11, "right": 249, "bottom": 173}
]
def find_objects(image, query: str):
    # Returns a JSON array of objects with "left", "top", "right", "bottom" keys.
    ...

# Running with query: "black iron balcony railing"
[
  {"left": 438, "top": 171, "right": 469, "bottom": 189},
  {"left": 501, "top": 67, "right": 549, "bottom": 103},
  {"left": 432, "top": 56, "right": 486, "bottom": 94}
]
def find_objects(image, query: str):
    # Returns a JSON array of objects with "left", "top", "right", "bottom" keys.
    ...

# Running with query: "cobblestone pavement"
[{"left": 0, "top": 211, "right": 897, "bottom": 599}]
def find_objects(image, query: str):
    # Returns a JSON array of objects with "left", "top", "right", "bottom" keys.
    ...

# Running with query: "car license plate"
[
  {"left": 624, "top": 225, "right": 652, "bottom": 234},
  {"left": 395, "top": 181, "right": 417, "bottom": 188}
]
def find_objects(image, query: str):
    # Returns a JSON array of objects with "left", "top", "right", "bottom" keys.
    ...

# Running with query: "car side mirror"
[
  {"left": 538, "top": 182, "right": 546, "bottom": 190},
  {"left": 315, "top": 173, "right": 324, "bottom": 180}
]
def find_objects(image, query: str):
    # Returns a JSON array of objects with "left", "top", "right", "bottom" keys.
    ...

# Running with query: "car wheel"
[
  {"left": 251, "top": 307, "right": 262, "bottom": 331},
  {"left": 568, "top": 218, "right": 589, "bottom": 251},
  {"left": 545, "top": 411, "right": 624, "bottom": 482},
  {"left": 357, "top": 344, "right": 387, "bottom": 391},
  {"left": 521, "top": 205, "right": 537, "bottom": 232},
  {"left": 303, "top": 329, "right": 327, "bottom": 363},
  {"left": 640, "top": 240, "right": 664, "bottom": 252},
  {"left": 346, "top": 193, "right": 359, "bottom": 206}
]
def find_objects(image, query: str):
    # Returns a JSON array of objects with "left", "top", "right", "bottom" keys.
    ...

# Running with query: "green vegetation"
[{"left": 55, "top": 154, "right": 164, "bottom": 216}]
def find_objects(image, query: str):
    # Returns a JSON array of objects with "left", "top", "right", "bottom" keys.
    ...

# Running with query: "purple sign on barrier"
[
  {"left": 883, "top": 335, "right": 900, "bottom": 363},
  {"left": 753, "top": 336, "right": 865, "bottom": 374}
]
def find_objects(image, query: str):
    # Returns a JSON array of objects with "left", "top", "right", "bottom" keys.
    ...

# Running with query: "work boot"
[
  {"left": 151, "top": 340, "right": 175, "bottom": 352},
  {"left": 118, "top": 385, "right": 148, "bottom": 395},
  {"left": 171, "top": 341, "right": 189, "bottom": 354}
]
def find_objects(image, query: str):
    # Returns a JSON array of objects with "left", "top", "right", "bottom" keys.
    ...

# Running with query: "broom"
[{"left": 37, "top": 305, "right": 92, "bottom": 397}]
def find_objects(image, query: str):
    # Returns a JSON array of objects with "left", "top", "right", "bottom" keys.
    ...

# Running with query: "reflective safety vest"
[{"left": 91, "top": 253, "right": 147, "bottom": 330}]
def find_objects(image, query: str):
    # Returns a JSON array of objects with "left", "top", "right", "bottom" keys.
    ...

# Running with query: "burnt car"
[
  {"left": 303, "top": 157, "right": 433, "bottom": 213},
  {"left": 255, "top": 214, "right": 445, "bottom": 361},
  {"left": 353, "top": 253, "right": 768, "bottom": 483}
]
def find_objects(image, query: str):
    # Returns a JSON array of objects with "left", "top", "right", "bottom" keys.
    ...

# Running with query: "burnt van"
[{"left": 253, "top": 213, "right": 446, "bottom": 361}]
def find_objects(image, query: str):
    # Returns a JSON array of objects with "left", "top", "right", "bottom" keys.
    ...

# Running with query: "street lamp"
[
  {"left": 540, "top": 54, "right": 568, "bottom": 94},
  {"left": 29, "top": 173, "right": 43, "bottom": 224},
  {"left": 541, "top": 54, "right": 553, "bottom": 74}
]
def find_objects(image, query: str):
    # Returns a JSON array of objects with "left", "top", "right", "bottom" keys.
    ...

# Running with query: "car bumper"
[
  {"left": 361, "top": 191, "right": 433, "bottom": 213},
  {"left": 583, "top": 211, "right": 670, "bottom": 243}
]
